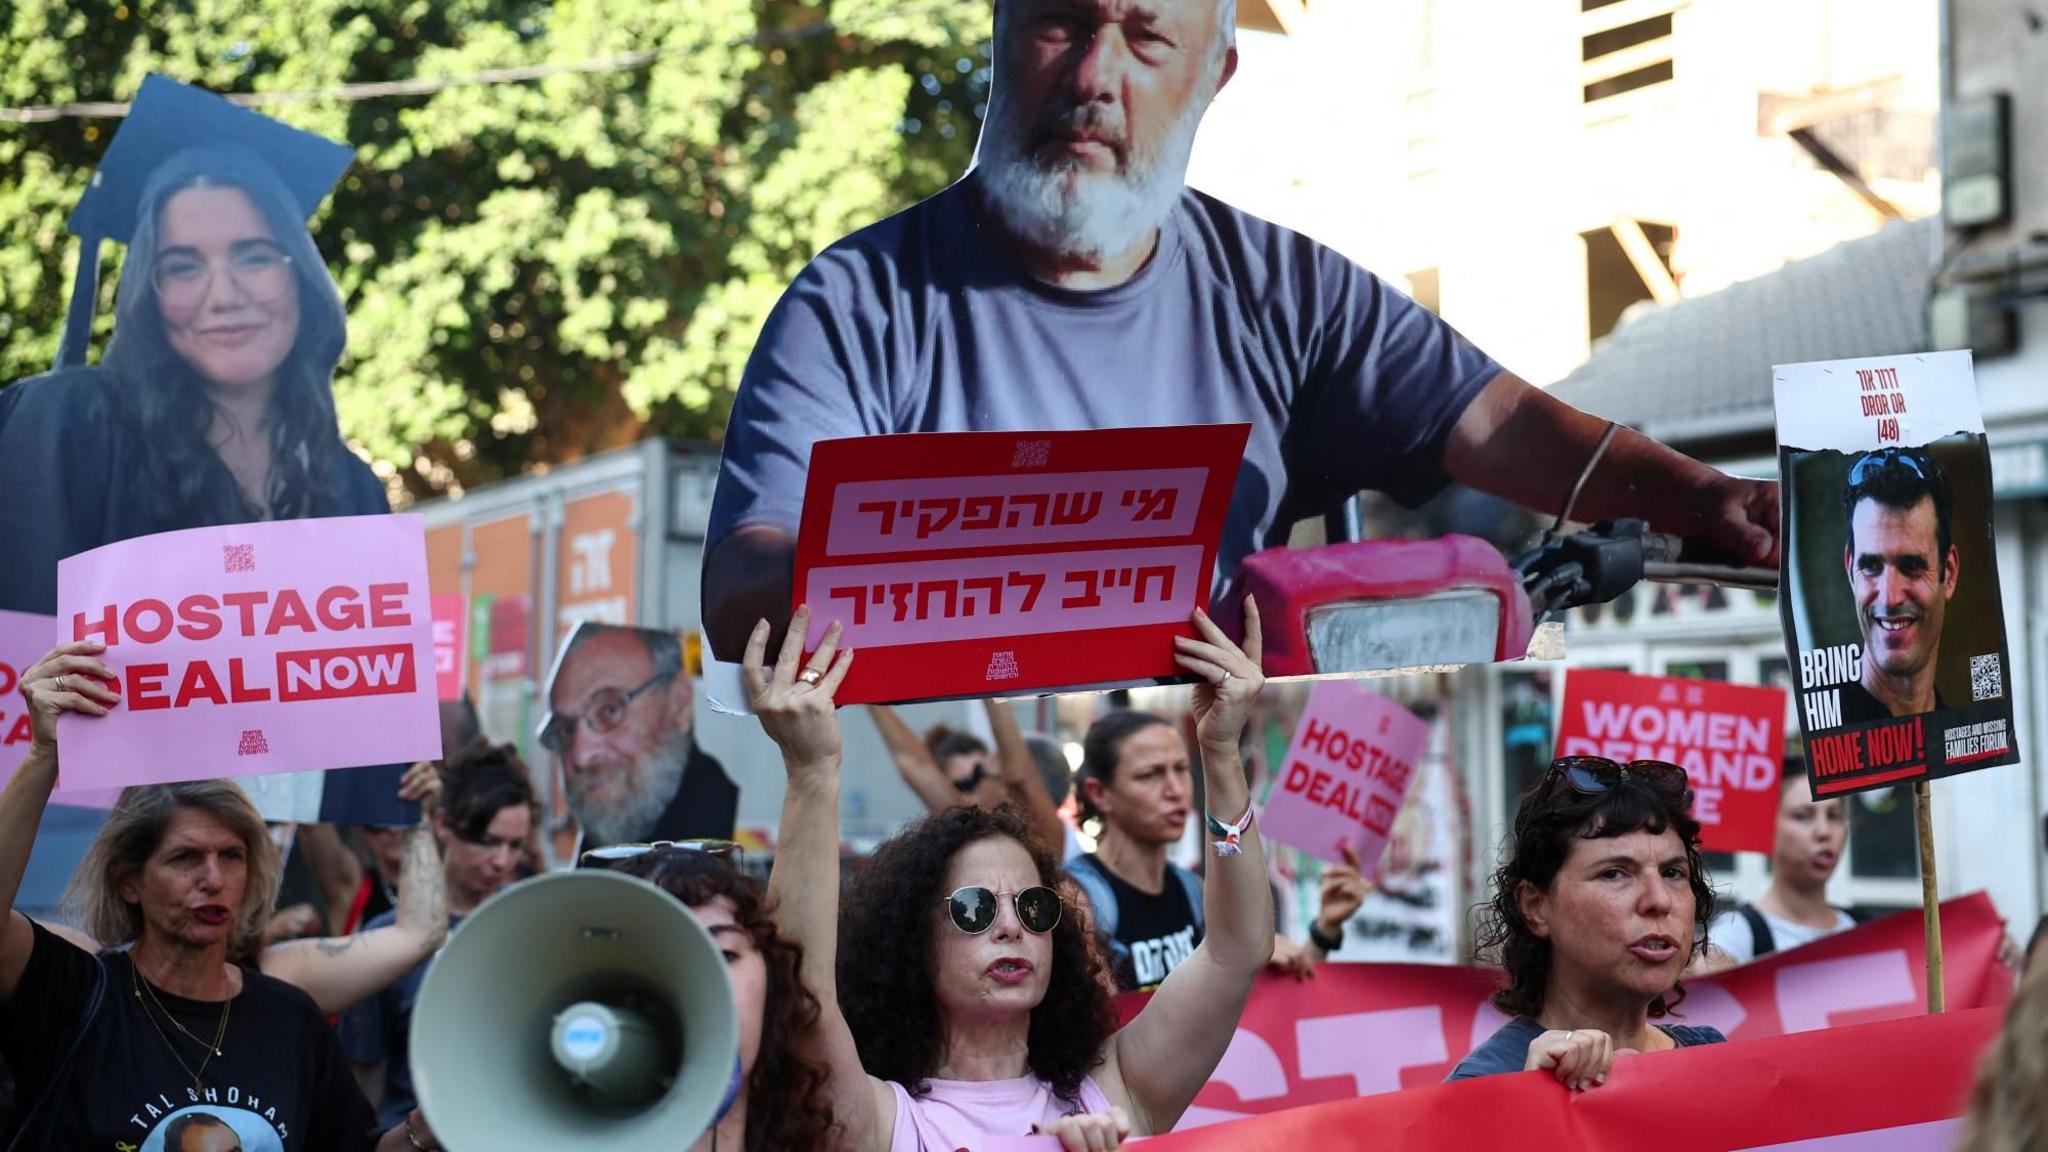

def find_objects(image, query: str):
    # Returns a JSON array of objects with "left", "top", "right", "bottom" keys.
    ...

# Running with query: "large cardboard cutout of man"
[
  {"left": 540, "top": 623, "right": 737, "bottom": 850},
  {"left": 700, "top": 0, "right": 1780, "bottom": 662},
  {"left": 1838, "top": 448, "right": 1958, "bottom": 721}
]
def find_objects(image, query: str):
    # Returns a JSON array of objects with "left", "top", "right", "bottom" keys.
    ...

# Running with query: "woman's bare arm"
[
  {"left": 985, "top": 698, "right": 1067, "bottom": 855},
  {"left": 1099, "top": 604, "right": 1274, "bottom": 1135},
  {"left": 871, "top": 704, "right": 966, "bottom": 814},
  {"left": 259, "top": 827, "right": 446, "bottom": 1014},
  {"left": 755, "top": 612, "right": 898, "bottom": 1152}
]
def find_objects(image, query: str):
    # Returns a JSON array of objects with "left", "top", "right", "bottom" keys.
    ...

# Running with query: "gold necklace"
[{"left": 131, "top": 959, "right": 232, "bottom": 1093}]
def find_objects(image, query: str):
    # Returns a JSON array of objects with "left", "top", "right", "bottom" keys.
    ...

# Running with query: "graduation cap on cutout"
[{"left": 54, "top": 73, "right": 355, "bottom": 368}]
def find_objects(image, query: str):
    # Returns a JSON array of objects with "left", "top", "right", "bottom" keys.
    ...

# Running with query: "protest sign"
[
  {"left": 1773, "top": 351, "right": 2020, "bottom": 797},
  {"left": 431, "top": 593, "right": 468, "bottom": 702},
  {"left": 793, "top": 426, "right": 1249, "bottom": 704},
  {"left": 0, "top": 609, "right": 119, "bottom": 808},
  {"left": 1113, "top": 892, "right": 2007, "bottom": 1129},
  {"left": 54, "top": 515, "right": 440, "bottom": 791},
  {"left": 985, "top": 1007, "right": 1998, "bottom": 1152},
  {"left": 1259, "top": 680, "right": 1428, "bottom": 868},
  {"left": 1553, "top": 669, "right": 1785, "bottom": 853}
]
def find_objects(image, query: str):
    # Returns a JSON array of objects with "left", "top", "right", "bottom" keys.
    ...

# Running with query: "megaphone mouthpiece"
[{"left": 552, "top": 1001, "right": 671, "bottom": 1107}]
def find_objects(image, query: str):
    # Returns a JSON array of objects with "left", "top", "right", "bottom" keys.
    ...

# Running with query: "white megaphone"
[{"left": 410, "top": 870, "right": 740, "bottom": 1151}]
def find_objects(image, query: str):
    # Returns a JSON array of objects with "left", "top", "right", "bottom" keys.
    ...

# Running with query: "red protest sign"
[
  {"left": 1553, "top": 669, "right": 1787, "bottom": 853},
  {"left": 792, "top": 426, "right": 1249, "bottom": 704},
  {"left": 431, "top": 594, "right": 468, "bottom": 702},
  {"left": 1076, "top": 1007, "right": 1997, "bottom": 1152},
  {"left": 1258, "top": 680, "right": 1429, "bottom": 868},
  {"left": 1111, "top": 892, "right": 2007, "bottom": 1131}
]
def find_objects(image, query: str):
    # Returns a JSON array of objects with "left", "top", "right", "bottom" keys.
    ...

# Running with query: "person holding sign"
[
  {"left": 0, "top": 641, "right": 424, "bottom": 1150},
  {"left": 1836, "top": 448, "right": 1958, "bottom": 721},
  {"left": 1450, "top": 756, "right": 1723, "bottom": 1087},
  {"left": 748, "top": 602, "right": 1271, "bottom": 1151},
  {"left": 699, "top": 0, "right": 1782, "bottom": 663},
  {"left": 0, "top": 77, "right": 386, "bottom": 618}
]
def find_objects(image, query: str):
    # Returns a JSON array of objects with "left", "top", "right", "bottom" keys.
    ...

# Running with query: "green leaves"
[{"left": 0, "top": 0, "right": 989, "bottom": 500}]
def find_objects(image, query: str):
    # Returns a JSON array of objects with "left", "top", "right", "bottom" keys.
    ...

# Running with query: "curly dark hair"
[
  {"left": 837, "top": 804, "right": 1117, "bottom": 1104},
  {"left": 440, "top": 742, "right": 537, "bottom": 842},
  {"left": 1475, "top": 760, "right": 1715, "bottom": 1020},
  {"left": 608, "top": 849, "right": 838, "bottom": 1152}
]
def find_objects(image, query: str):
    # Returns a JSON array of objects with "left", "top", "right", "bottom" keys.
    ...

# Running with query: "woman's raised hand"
[
  {"left": 18, "top": 640, "right": 120, "bottom": 751},
  {"left": 1174, "top": 597, "right": 1265, "bottom": 755},
  {"left": 741, "top": 605, "right": 854, "bottom": 774}
]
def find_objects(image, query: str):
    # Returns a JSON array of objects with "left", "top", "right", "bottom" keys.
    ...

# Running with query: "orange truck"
[{"left": 412, "top": 438, "right": 996, "bottom": 865}]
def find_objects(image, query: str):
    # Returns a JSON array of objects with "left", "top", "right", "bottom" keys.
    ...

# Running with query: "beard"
[
  {"left": 567, "top": 729, "right": 692, "bottom": 848},
  {"left": 976, "top": 73, "right": 1215, "bottom": 265}
]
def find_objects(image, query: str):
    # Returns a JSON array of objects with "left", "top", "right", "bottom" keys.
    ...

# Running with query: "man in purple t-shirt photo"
[{"left": 701, "top": 0, "right": 1780, "bottom": 661}]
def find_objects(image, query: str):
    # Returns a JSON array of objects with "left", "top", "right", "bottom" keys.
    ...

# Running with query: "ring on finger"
[
  {"left": 54, "top": 674, "right": 68, "bottom": 693},
  {"left": 798, "top": 668, "right": 823, "bottom": 686}
]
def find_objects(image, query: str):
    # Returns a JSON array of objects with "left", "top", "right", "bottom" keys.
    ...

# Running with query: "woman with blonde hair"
[
  {"left": 1, "top": 640, "right": 423, "bottom": 1150},
  {"left": 1954, "top": 960, "right": 2048, "bottom": 1152}
]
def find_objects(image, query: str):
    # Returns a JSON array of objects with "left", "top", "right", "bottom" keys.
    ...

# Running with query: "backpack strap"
[
  {"left": 1171, "top": 863, "right": 1206, "bottom": 938},
  {"left": 1738, "top": 904, "right": 1777, "bottom": 959},
  {"left": 1066, "top": 853, "right": 1120, "bottom": 942}
]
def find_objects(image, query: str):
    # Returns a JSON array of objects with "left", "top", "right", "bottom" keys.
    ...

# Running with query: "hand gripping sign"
[
  {"left": 1258, "top": 679, "right": 1429, "bottom": 869},
  {"left": 0, "top": 609, "right": 118, "bottom": 807},
  {"left": 54, "top": 515, "right": 441, "bottom": 790},
  {"left": 1773, "top": 351, "right": 2021, "bottom": 797},
  {"left": 1554, "top": 669, "right": 1787, "bottom": 853},
  {"left": 793, "top": 425, "right": 1249, "bottom": 704}
]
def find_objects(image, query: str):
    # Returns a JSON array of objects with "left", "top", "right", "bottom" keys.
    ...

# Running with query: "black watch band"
[{"left": 1308, "top": 920, "right": 1344, "bottom": 953}]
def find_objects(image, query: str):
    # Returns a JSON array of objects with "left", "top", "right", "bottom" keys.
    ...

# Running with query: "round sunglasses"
[{"left": 940, "top": 885, "right": 1063, "bottom": 935}]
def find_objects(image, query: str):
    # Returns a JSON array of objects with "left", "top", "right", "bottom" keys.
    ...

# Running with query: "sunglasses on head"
[
  {"left": 1847, "top": 447, "right": 1933, "bottom": 487},
  {"left": 580, "top": 838, "right": 743, "bottom": 871},
  {"left": 1535, "top": 757, "right": 1692, "bottom": 808},
  {"left": 941, "top": 885, "right": 1063, "bottom": 935}
]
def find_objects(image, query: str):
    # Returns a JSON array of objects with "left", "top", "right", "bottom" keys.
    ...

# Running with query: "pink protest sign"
[
  {"left": 431, "top": 594, "right": 468, "bottom": 702},
  {"left": 1259, "top": 679, "right": 1430, "bottom": 869},
  {"left": 794, "top": 426, "right": 1249, "bottom": 704},
  {"left": 53, "top": 515, "right": 440, "bottom": 791},
  {"left": 0, "top": 609, "right": 121, "bottom": 808}
]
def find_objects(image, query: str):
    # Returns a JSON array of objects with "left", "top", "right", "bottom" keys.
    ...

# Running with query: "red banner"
[
  {"left": 1113, "top": 893, "right": 2009, "bottom": 1129},
  {"left": 792, "top": 426, "right": 1248, "bottom": 704},
  {"left": 1553, "top": 668, "right": 1788, "bottom": 853}
]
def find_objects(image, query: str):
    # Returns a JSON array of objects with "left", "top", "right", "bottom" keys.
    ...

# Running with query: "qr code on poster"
[
  {"left": 223, "top": 543, "right": 255, "bottom": 573},
  {"left": 1971, "top": 653, "right": 2003, "bottom": 702}
]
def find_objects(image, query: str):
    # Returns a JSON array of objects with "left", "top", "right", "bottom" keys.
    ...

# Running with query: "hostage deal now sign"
[
  {"left": 1258, "top": 679, "right": 1429, "bottom": 868},
  {"left": 55, "top": 515, "right": 442, "bottom": 791},
  {"left": 1554, "top": 669, "right": 1787, "bottom": 853},
  {"left": 793, "top": 426, "right": 1248, "bottom": 704}
]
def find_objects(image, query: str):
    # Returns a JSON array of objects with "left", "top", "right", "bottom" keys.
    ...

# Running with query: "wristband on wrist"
[
  {"left": 1307, "top": 919, "right": 1344, "bottom": 953},
  {"left": 1203, "top": 801, "right": 1254, "bottom": 857}
]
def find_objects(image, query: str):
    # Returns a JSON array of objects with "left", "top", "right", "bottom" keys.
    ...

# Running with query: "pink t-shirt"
[{"left": 887, "top": 1074, "right": 1115, "bottom": 1151}]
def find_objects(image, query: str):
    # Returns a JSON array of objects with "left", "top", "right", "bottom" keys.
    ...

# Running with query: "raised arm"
[
  {"left": 753, "top": 608, "right": 896, "bottom": 1152},
  {"left": 1100, "top": 602, "right": 1274, "bottom": 1135},
  {"left": 703, "top": 524, "right": 797, "bottom": 663},
  {"left": 0, "top": 641, "right": 119, "bottom": 1003},
  {"left": 871, "top": 704, "right": 965, "bottom": 815},
  {"left": 1444, "top": 372, "right": 1779, "bottom": 566},
  {"left": 985, "top": 698, "right": 1067, "bottom": 857},
  {"left": 260, "top": 826, "right": 446, "bottom": 1014}
]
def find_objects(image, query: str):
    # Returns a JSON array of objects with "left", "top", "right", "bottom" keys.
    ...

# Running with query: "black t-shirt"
[
  {"left": 0, "top": 921, "right": 381, "bottom": 1151},
  {"left": 1094, "top": 862, "right": 1204, "bottom": 992}
]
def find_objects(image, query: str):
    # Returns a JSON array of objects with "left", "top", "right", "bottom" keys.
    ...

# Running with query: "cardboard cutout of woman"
[{"left": 0, "top": 75, "right": 383, "bottom": 615}]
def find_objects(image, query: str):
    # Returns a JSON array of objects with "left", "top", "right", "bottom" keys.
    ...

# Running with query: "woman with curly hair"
[
  {"left": 1449, "top": 756, "right": 1724, "bottom": 1089},
  {"left": 745, "top": 602, "right": 1272, "bottom": 1151},
  {"left": 589, "top": 844, "right": 837, "bottom": 1152}
]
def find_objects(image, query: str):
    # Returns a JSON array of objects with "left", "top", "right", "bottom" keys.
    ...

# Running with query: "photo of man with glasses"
[
  {"left": 539, "top": 622, "right": 737, "bottom": 851},
  {"left": 1837, "top": 447, "right": 1959, "bottom": 722}
]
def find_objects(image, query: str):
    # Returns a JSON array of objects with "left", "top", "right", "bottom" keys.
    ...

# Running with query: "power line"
[{"left": 0, "top": 7, "right": 982, "bottom": 125}]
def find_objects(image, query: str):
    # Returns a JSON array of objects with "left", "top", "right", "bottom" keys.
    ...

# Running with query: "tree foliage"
[{"left": 0, "top": 0, "right": 989, "bottom": 499}]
